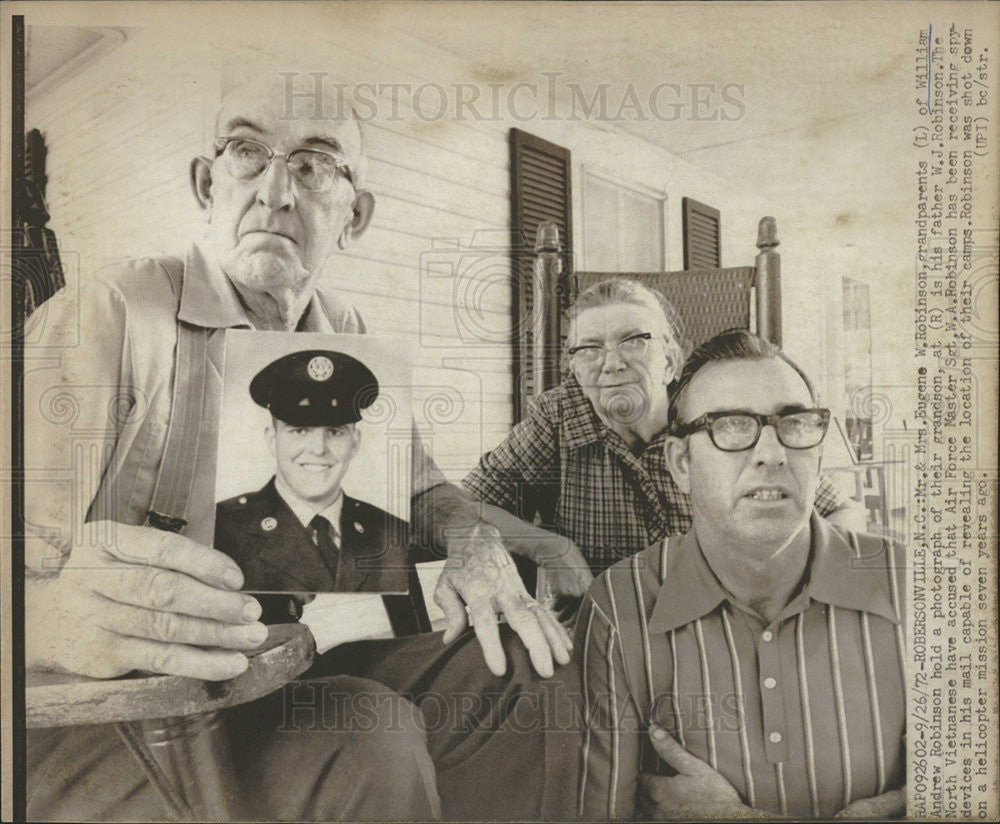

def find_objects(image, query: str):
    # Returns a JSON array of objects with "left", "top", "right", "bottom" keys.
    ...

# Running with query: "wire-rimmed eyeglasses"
[
  {"left": 214, "top": 136, "right": 353, "bottom": 192},
  {"left": 568, "top": 332, "right": 660, "bottom": 366}
]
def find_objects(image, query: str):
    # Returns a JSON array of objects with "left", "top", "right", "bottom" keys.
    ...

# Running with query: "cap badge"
[
  {"left": 261, "top": 517, "right": 278, "bottom": 532},
  {"left": 308, "top": 356, "right": 334, "bottom": 381}
]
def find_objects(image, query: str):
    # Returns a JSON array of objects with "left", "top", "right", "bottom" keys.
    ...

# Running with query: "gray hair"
[{"left": 566, "top": 279, "right": 690, "bottom": 371}]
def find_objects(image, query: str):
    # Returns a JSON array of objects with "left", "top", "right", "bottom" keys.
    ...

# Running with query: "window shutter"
[
  {"left": 21, "top": 129, "right": 66, "bottom": 315},
  {"left": 510, "top": 128, "right": 572, "bottom": 422},
  {"left": 682, "top": 197, "right": 721, "bottom": 269}
]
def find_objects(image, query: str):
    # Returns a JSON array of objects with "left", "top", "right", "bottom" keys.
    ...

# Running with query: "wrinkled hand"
[
  {"left": 434, "top": 522, "right": 572, "bottom": 678},
  {"left": 640, "top": 724, "right": 765, "bottom": 820},
  {"left": 834, "top": 788, "right": 905, "bottom": 819},
  {"left": 533, "top": 537, "right": 594, "bottom": 600},
  {"left": 26, "top": 521, "right": 267, "bottom": 680}
]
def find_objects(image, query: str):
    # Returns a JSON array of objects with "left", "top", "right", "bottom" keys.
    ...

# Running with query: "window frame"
[{"left": 579, "top": 163, "right": 668, "bottom": 272}]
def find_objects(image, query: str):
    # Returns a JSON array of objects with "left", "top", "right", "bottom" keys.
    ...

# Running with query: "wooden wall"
[{"left": 27, "top": 23, "right": 808, "bottom": 485}]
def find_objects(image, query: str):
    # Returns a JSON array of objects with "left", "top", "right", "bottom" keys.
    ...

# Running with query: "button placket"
[{"left": 757, "top": 622, "right": 789, "bottom": 762}]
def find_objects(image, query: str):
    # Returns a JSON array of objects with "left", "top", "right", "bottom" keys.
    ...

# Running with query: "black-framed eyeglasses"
[
  {"left": 673, "top": 408, "right": 831, "bottom": 451},
  {"left": 214, "top": 137, "right": 353, "bottom": 192},
  {"left": 568, "top": 332, "right": 659, "bottom": 366}
]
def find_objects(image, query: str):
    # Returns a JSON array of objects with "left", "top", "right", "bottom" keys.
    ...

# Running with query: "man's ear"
[
  {"left": 337, "top": 190, "right": 375, "bottom": 250},
  {"left": 348, "top": 425, "right": 362, "bottom": 460},
  {"left": 664, "top": 435, "right": 692, "bottom": 494},
  {"left": 190, "top": 156, "right": 214, "bottom": 218},
  {"left": 265, "top": 424, "right": 277, "bottom": 458}
]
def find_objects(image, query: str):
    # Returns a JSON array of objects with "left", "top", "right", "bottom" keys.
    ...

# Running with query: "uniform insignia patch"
[
  {"left": 261, "top": 516, "right": 278, "bottom": 531},
  {"left": 307, "top": 356, "right": 334, "bottom": 381}
]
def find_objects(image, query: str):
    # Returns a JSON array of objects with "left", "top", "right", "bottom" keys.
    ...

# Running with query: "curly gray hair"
[{"left": 566, "top": 279, "right": 690, "bottom": 375}]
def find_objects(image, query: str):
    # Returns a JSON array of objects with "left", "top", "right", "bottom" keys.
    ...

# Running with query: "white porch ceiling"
[{"left": 387, "top": 2, "right": 915, "bottom": 251}]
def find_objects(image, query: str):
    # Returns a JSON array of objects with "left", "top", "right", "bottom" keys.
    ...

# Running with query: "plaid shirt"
[{"left": 463, "top": 376, "right": 848, "bottom": 572}]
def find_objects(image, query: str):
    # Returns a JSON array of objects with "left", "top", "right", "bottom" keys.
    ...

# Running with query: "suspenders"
[
  {"left": 144, "top": 321, "right": 210, "bottom": 533},
  {"left": 144, "top": 257, "right": 209, "bottom": 535}
]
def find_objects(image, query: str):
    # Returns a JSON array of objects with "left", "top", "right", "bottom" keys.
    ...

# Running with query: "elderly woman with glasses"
[{"left": 462, "top": 279, "right": 864, "bottom": 597}]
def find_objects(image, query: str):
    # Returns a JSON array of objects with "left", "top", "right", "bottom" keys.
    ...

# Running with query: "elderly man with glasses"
[
  {"left": 24, "top": 74, "right": 574, "bottom": 821},
  {"left": 577, "top": 329, "right": 906, "bottom": 820}
]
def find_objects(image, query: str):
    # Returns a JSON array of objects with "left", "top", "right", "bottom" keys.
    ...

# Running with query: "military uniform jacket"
[{"left": 214, "top": 478, "right": 410, "bottom": 594}]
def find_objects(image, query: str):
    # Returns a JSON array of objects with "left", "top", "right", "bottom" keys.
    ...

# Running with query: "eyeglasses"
[
  {"left": 568, "top": 332, "right": 659, "bottom": 366},
  {"left": 214, "top": 137, "right": 353, "bottom": 192},
  {"left": 673, "top": 408, "right": 831, "bottom": 451}
]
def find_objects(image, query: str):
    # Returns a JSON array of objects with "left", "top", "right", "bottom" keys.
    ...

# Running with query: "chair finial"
[
  {"left": 757, "top": 217, "right": 778, "bottom": 250},
  {"left": 535, "top": 222, "right": 561, "bottom": 253}
]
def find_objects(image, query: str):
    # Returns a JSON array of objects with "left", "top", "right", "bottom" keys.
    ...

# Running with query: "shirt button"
[
  {"left": 769, "top": 731, "right": 783, "bottom": 744},
  {"left": 764, "top": 677, "right": 777, "bottom": 689},
  {"left": 762, "top": 631, "right": 774, "bottom": 642}
]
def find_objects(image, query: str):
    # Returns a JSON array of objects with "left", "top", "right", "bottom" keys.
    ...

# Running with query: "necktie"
[{"left": 310, "top": 514, "right": 340, "bottom": 585}]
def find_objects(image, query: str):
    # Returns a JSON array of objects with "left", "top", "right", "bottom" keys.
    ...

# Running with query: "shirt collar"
[
  {"left": 177, "top": 241, "right": 252, "bottom": 328},
  {"left": 648, "top": 511, "right": 900, "bottom": 633},
  {"left": 560, "top": 375, "right": 615, "bottom": 450},
  {"left": 177, "top": 240, "right": 336, "bottom": 333},
  {"left": 274, "top": 475, "right": 344, "bottom": 536},
  {"left": 804, "top": 512, "right": 899, "bottom": 622},
  {"left": 559, "top": 375, "right": 671, "bottom": 455}
]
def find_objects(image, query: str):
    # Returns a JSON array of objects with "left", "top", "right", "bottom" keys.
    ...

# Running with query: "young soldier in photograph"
[{"left": 215, "top": 349, "right": 408, "bottom": 595}]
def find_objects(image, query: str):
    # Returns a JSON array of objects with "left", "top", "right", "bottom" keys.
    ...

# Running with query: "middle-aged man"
[
  {"left": 24, "top": 73, "right": 575, "bottom": 821},
  {"left": 214, "top": 349, "right": 409, "bottom": 595},
  {"left": 578, "top": 329, "right": 906, "bottom": 819}
]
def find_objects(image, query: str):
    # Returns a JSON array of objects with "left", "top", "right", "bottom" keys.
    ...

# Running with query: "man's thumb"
[{"left": 649, "top": 724, "right": 699, "bottom": 774}]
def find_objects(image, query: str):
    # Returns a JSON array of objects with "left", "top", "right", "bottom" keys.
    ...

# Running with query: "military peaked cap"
[{"left": 250, "top": 350, "right": 379, "bottom": 427}]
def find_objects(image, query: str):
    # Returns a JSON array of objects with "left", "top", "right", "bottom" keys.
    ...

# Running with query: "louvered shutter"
[
  {"left": 510, "top": 128, "right": 572, "bottom": 422},
  {"left": 23, "top": 129, "right": 66, "bottom": 314},
  {"left": 682, "top": 197, "right": 721, "bottom": 269}
]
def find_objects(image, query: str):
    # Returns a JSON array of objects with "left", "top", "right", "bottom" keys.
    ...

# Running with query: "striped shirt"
[
  {"left": 577, "top": 513, "right": 906, "bottom": 819},
  {"left": 463, "top": 377, "right": 852, "bottom": 572}
]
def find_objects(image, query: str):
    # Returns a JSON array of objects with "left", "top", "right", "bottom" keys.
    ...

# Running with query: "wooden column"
[
  {"left": 532, "top": 221, "right": 563, "bottom": 395},
  {"left": 755, "top": 216, "right": 782, "bottom": 346}
]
